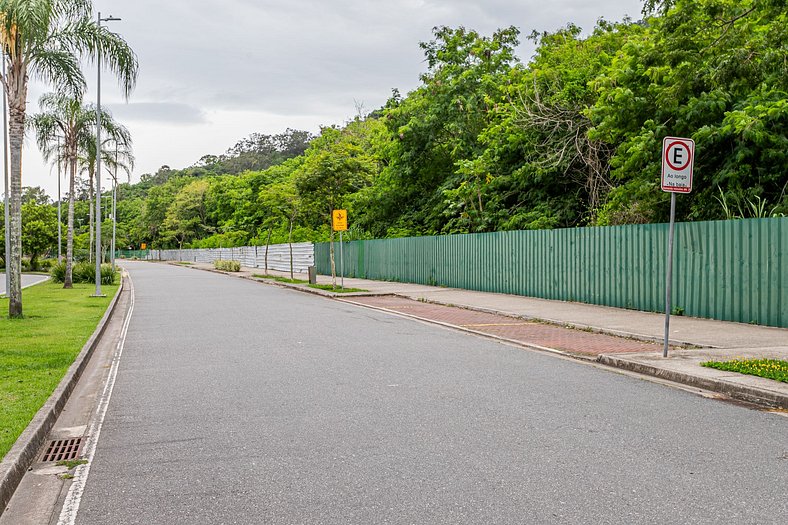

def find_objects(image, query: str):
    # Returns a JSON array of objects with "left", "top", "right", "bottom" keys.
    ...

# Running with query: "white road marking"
[{"left": 57, "top": 273, "right": 135, "bottom": 525}]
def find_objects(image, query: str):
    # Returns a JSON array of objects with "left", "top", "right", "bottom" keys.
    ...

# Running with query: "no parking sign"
[
  {"left": 660, "top": 135, "right": 696, "bottom": 358},
  {"left": 661, "top": 137, "right": 695, "bottom": 193}
]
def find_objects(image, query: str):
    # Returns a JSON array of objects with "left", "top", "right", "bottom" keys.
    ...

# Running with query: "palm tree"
[
  {"left": 78, "top": 116, "right": 132, "bottom": 262},
  {"left": 30, "top": 93, "right": 131, "bottom": 288},
  {"left": 0, "top": 0, "right": 137, "bottom": 317},
  {"left": 104, "top": 139, "right": 134, "bottom": 268}
]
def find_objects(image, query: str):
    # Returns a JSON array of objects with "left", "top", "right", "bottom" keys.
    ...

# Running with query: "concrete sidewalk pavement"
[{"left": 167, "top": 261, "right": 788, "bottom": 409}]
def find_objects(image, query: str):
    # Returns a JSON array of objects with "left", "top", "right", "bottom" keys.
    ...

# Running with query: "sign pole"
[
  {"left": 660, "top": 136, "right": 694, "bottom": 358},
  {"left": 663, "top": 192, "right": 676, "bottom": 357},
  {"left": 340, "top": 230, "right": 344, "bottom": 290},
  {"left": 332, "top": 209, "right": 348, "bottom": 290}
]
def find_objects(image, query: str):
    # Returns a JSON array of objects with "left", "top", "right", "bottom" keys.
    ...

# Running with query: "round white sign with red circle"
[{"left": 661, "top": 136, "right": 695, "bottom": 193}]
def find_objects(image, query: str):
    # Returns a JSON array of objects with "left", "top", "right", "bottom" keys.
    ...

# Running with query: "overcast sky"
[{"left": 14, "top": 0, "right": 644, "bottom": 200}]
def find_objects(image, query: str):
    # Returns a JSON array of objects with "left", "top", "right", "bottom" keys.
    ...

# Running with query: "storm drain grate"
[{"left": 41, "top": 437, "right": 83, "bottom": 462}]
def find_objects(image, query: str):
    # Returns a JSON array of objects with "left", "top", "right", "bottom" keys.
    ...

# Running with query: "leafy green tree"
[
  {"left": 199, "top": 129, "right": 313, "bottom": 175},
  {"left": 161, "top": 179, "right": 210, "bottom": 250},
  {"left": 22, "top": 186, "right": 51, "bottom": 205},
  {"left": 380, "top": 26, "right": 520, "bottom": 234},
  {"left": 21, "top": 199, "right": 57, "bottom": 270},
  {"left": 259, "top": 180, "right": 301, "bottom": 277},
  {"left": 295, "top": 125, "right": 377, "bottom": 283},
  {"left": 590, "top": 0, "right": 788, "bottom": 223},
  {"left": 1, "top": 0, "right": 137, "bottom": 314},
  {"left": 139, "top": 176, "right": 189, "bottom": 247}
]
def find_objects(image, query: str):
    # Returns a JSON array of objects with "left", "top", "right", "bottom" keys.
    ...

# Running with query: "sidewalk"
[{"left": 173, "top": 262, "right": 788, "bottom": 409}]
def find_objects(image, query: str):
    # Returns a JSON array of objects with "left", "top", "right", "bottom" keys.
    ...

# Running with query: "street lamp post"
[
  {"left": 3, "top": 53, "right": 10, "bottom": 295},
  {"left": 57, "top": 136, "right": 62, "bottom": 262},
  {"left": 94, "top": 12, "right": 121, "bottom": 297},
  {"left": 111, "top": 143, "right": 118, "bottom": 272}
]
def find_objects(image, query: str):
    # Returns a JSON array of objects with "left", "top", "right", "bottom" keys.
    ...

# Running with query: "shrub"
[
  {"left": 50, "top": 262, "right": 66, "bottom": 283},
  {"left": 50, "top": 262, "right": 117, "bottom": 285},
  {"left": 73, "top": 262, "right": 95, "bottom": 283},
  {"left": 100, "top": 264, "right": 118, "bottom": 285},
  {"left": 37, "top": 258, "right": 56, "bottom": 271},
  {"left": 213, "top": 259, "right": 241, "bottom": 272}
]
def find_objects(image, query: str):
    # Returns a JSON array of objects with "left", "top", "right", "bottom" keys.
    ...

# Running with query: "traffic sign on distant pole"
[
  {"left": 333, "top": 210, "right": 348, "bottom": 289},
  {"left": 332, "top": 210, "right": 347, "bottom": 232},
  {"left": 661, "top": 136, "right": 695, "bottom": 358}
]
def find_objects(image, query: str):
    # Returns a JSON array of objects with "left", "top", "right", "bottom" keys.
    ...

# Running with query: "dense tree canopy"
[{"left": 19, "top": 1, "right": 788, "bottom": 258}]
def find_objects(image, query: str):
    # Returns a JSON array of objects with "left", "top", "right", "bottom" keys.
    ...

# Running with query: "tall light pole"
[
  {"left": 111, "top": 143, "right": 118, "bottom": 272},
  {"left": 3, "top": 53, "right": 9, "bottom": 296},
  {"left": 57, "top": 136, "right": 62, "bottom": 262},
  {"left": 94, "top": 12, "right": 121, "bottom": 296}
]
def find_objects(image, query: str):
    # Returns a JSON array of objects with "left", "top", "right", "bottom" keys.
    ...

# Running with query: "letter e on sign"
[
  {"left": 332, "top": 209, "right": 348, "bottom": 231},
  {"left": 661, "top": 137, "right": 695, "bottom": 193}
]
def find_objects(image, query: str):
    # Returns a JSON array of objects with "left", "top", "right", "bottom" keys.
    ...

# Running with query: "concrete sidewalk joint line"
[{"left": 0, "top": 276, "right": 125, "bottom": 518}]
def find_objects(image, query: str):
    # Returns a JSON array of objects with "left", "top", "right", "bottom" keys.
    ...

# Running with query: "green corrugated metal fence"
[
  {"left": 315, "top": 218, "right": 788, "bottom": 328},
  {"left": 116, "top": 249, "right": 151, "bottom": 259}
]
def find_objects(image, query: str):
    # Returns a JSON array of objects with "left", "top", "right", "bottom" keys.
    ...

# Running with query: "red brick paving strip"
[{"left": 343, "top": 296, "right": 663, "bottom": 356}]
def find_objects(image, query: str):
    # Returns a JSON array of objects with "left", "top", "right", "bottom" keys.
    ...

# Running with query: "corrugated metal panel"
[
  {"left": 150, "top": 243, "right": 315, "bottom": 274},
  {"left": 315, "top": 218, "right": 788, "bottom": 328}
]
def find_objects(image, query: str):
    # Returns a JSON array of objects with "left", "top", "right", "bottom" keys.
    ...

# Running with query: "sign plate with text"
[
  {"left": 332, "top": 209, "right": 348, "bottom": 231},
  {"left": 661, "top": 136, "right": 695, "bottom": 193}
]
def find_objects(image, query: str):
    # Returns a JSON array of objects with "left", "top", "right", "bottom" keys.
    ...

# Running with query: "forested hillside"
[{"left": 65, "top": 0, "right": 788, "bottom": 251}]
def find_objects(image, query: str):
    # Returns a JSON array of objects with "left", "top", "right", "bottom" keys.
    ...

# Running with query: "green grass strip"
[
  {"left": 0, "top": 281, "right": 119, "bottom": 460},
  {"left": 307, "top": 284, "right": 368, "bottom": 293},
  {"left": 252, "top": 274, "right": 308, "bottom": 284},
  {"left": 701, "top": 358, "right": 788, "bottom": 383}
]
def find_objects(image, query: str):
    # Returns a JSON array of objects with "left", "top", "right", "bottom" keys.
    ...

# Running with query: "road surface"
[
  {"left": 0, "top": 273, "right": 49, "bottom": 295},
  {"left": 74, "top": 261, "right": 787, "bottom": 524}
]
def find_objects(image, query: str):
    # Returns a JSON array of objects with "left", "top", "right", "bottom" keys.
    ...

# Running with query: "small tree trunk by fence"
[
  {"left": 288, "top": 210, "right": 297, "bottom": 280},
  {"left": 264, "top": 227, "right": 272, "bottom": 274},
  {"left": 329, "top": 230, "right": 336, "bottom": 288}
]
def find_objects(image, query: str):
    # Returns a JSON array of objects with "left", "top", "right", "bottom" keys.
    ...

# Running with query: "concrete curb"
[
  {"left": 0, "top": 276, "right": 125, "bottom": 517},
  {"left": 597, "top": 354, "right": 788, "bottom": 410},
  {"left": 169, "top": 262, "right": 391, "bottom": 299}
]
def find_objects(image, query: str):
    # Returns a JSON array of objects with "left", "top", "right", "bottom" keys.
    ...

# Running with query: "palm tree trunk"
[
  {"left": 6, "top": 99, "right": 24, "bottom": 317},
  {"left": 88, "top": 170, "right": 94, "bottom": 263},
  {"left": 65, "top": 155, "right": 77, "bottom": 288},
  {"left": 288, "top": 214, "right": 295, "bottom": 280}
]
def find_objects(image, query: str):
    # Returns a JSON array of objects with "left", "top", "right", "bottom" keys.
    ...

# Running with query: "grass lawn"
[
  {"left": 0, "top": 281, "right": 119, "bottom": 461},
  {"left": 253, "top": 274, "right": 309, "bottom": 284},
  {"left": 701, "top": 358, "right": 788, "bottom": 383}
]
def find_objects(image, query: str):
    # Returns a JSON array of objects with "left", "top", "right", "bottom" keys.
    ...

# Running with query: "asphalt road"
[
  {"left": 0, "top": 273, "right": 49, "bottom": 295},
  {"left": 76, "top": 261, "right": 787, "bottom": 524}
]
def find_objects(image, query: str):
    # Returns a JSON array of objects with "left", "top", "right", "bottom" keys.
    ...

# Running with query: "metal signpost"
[
  {"left": 332, "top": 209, "right": 348, "bottom": 289},
  {"left": 661, "top": 136, "right": 695, "bottom": 357}
]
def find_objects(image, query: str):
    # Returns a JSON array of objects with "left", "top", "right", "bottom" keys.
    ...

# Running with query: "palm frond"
[
  {"left": 29, "top": 48, "right": 85, "bottom": 96},
  {"left": 51, "top": 0, "right": 92, "bottom": 22},
  {"left": 56, "top": 19, "right": 138, "bottom": 98}
]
